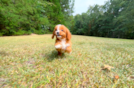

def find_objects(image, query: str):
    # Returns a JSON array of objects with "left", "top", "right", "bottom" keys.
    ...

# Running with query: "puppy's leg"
[
  {"left": 55, "top": 43, "right": 62, "bottom": 49},
  {"left": 55, "top": 43, "right": 62, "bottom": 56},
  {"left": 58, "top": 51, "right": 62, "bottom": 56},
  {"left": 65, "top": 46, "right": 72, "bottom": 54}
]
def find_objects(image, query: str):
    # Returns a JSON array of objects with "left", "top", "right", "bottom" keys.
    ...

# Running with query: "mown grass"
[{"left": 0, "top": 34, "right": 134, "bottom": 88}]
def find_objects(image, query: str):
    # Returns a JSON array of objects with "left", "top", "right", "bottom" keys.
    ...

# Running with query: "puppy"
[{"left": 52, "top": 24, "right": 72, "bottom": 56}]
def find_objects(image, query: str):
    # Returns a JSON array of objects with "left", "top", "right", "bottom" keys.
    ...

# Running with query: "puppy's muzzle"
[
  {"left": 57, "top": 32, "right": 59, "bottom": 34},
  {"left": 57, "top": 32, "right": 60, "bottom": 36}
]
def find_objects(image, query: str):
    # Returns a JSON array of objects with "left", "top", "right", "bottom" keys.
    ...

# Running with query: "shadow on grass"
[
  {"left": 45, "top": 50, "right": 65, "bottom": 62},
  {"left": 0, "top": 51, "right": 8, "bottom": 56}
]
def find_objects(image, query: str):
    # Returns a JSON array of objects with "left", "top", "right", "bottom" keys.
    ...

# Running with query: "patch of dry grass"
[{"left": 0, "top": 34, "right": 134, "bottom": 88}]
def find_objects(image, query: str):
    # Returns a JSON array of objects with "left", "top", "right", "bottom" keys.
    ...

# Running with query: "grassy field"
[{"left": 0, "top": 34, "right": 134, "bottom": 88}]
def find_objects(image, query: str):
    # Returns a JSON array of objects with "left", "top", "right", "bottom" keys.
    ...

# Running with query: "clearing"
[{"left": 0, "top": 34, "right": 134, "bottom": 88}]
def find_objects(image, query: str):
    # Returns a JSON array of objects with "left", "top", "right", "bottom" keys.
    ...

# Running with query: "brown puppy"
[{"left": 52, "top": 24, "right": 72, "bottom": 56}]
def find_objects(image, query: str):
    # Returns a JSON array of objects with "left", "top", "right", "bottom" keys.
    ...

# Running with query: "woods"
[
  {"left": 0, "top": 0, "right": 74, "bottom": 36},
  {"left": 0, "top": 0, "right": 134, "bottom": 39},
  {"left": 72, "top": 0, "right": 134, "bottom": 39}
]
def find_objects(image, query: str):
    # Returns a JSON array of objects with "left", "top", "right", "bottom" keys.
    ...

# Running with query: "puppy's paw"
[{"left": 55, "top": 44, "right": 62, "bottom": 49}]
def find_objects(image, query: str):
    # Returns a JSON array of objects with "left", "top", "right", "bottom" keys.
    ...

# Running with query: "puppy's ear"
[
  {"left": 66, "top": 28, "right": 71, "bottom": 40},
  {"left": 52, "top": 28, "right": 55, "bottom": 39}
]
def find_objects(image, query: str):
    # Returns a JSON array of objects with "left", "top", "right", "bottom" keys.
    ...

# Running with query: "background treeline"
[
  {"left": 0, "top": 0, "right": 74, "bottom": 36},
  {"left": 0, "top": 0, "right": 134, "bottom": 39},
  {"left": 72, "top": 0, "right": 134, "bottom": 39}
]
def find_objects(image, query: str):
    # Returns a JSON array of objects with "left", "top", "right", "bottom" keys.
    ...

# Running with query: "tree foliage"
[
  {"left": 72, "top": 0, "right": 134, "bottom": 39},
  {"left": 0, "top": 0, "right": 74, "bottom": 36},
  {"left": 0, "top": 0, "right": 134, "bottom": 39}
]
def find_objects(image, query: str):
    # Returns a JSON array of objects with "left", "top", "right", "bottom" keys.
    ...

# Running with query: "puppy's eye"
[{"left": 61, "top": 30, "right": 64, "bottom": 31}]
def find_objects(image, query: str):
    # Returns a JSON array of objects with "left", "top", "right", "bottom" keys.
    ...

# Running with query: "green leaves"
[
  {"left": 0, "top": 0, "right": 74, "bottom": 36},
  {"left": 72, "top": 0, "right": 134, "bottom": 39}
]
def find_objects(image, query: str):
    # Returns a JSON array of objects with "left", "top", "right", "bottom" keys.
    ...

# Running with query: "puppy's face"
[
  {"left": 54, "top": 24, "right": 66, "bottom": 39},
  {"left": 52, "top": 24, "right": 71, "bottom": 40}
]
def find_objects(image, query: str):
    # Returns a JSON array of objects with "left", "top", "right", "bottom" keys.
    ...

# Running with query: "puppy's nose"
[{"left": 57, "top": 32, "right": 59, "bottom": 35}]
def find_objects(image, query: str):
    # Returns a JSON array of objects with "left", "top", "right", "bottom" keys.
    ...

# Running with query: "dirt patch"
[
  {"left": 24, "top": 58, "right": 35, "bottom": 66},
  {"left": 0, "top": 78, "right": 8, "bottom": 88},
  {"left": 30, "top": 33, "right": 38, "bottom": 36}
]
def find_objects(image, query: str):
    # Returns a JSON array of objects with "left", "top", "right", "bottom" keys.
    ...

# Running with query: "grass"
[{"left": 0, "top": 34, "right": 134, "bottom": 88}]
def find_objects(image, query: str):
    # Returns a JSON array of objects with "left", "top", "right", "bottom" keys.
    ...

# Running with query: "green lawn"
[{"left": 0, "top": 34, "right": 134, "bottom": 88}]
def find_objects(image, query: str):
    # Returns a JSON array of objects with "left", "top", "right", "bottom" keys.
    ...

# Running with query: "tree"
[{"left": 45, "top": 0, "right": 74, "bottom": 31}]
